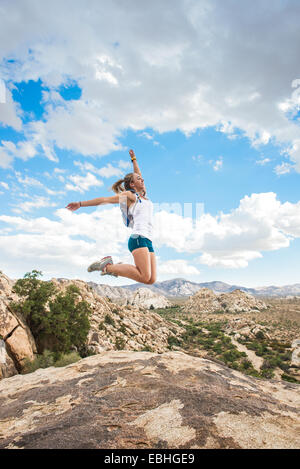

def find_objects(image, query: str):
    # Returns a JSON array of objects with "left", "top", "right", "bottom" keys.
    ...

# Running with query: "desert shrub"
[
  {"left": 212, "top": 343, "right": 223, "bottom": 354},
  {"left": 54, "top": 351, "right": 81, "bottom": 367},
  {"left": 22, "top": 350, "right": 81, "bottom": 374},
  {"left": 281, "top": 373, "right": 298, "bottom": 383},
  {"left": 260, "top": 369, "right": 274, "bottom": 379},
  {"left": 104, "top": 314, "right": 115, "bottom": 326},
  {"left": 141, "top": 345, "right": 153, "bottom": 352},
  {"left": 222, "top": 349, "right": 245, "bottom": 363},
  {"left": 118, "top": 324, "right": 127, "bottom": 334},
  {"left": 149, "top": 304, "right": 154, "bottom": 310},
  {"left": 115, "top": 337, "right": 126, "bottom": 350},
  {"left": 240, "top": 359, "right": 252, "bottom": 370},
  {"left": 184, "top": 325, "right": 200, "bottom": 337},
  {"left": 167, "top": 335, "right": 182, "bottom": 348},
  {"left": 279, "top": 351, "right": 292, "bottom": 362},
  {"left": 11, "top": 271, "right": 91, "bottom": 355},
  {"left": 255, "top": 331, "right": 265, "bottom": 340}
]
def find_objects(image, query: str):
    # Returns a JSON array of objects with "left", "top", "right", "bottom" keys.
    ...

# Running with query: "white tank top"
[{"left": 128, "top": 195, "right": 154, "bottom": 240}]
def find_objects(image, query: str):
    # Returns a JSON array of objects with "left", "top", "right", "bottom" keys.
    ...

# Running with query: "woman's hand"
[
  {"left": 129, "top": 149, "right": 136, "bottom": 159},
  {"left": 66, "top": 201, "right": 80, "bottom": 211}
]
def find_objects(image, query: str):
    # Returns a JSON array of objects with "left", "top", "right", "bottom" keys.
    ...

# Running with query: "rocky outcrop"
[
  {"left": 88, "top": 282, "right": 171, "bottom": 309},
  {"left": 52, "top": 279, "right": 183, "bottom": 355},
  {"left": 183, "top": 288, "right": 267, "bottom": 314},
  {"left": 291, "top": 339, "right": 300, "bottom": 367},
  {"left": 0, "top": 273, "right": 37, "bottom": 379},
  {"left": 87, "top": 281, "right": 131, "bottom": 304},
  {"left": 129, "top": 288, "right": 171, "bottom": 309},
  {"left": 0, "top": 350, "right": 299, "bottom": 449}
]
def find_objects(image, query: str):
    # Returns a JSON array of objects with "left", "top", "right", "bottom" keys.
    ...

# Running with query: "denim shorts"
[{"left": 128, "top": 235, "right": 154, "bottom": 253}]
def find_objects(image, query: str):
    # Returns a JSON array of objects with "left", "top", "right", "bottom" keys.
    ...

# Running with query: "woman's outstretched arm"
[{"left": 66, "top": 192, "right": 135, "bottom": 211}]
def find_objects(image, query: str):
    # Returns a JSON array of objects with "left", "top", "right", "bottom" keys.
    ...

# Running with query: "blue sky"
[{"left": 0, "top": 0, "right": 300, "bottom": 287}]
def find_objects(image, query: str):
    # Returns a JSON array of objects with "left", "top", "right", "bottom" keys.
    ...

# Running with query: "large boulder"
[
  {"left": 0, "top": 351, "right": 299, "bottom": 449},
  {"left": 0, "top": 273, "right": 37, "bottom": 379}
]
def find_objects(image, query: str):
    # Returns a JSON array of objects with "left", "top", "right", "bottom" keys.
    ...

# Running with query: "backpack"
[{"left": 119, "top": 190, "right": 142, "bottom": 227}]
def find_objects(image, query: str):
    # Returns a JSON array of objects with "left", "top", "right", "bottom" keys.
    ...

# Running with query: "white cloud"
[
  {"left": 12, "top": 196, "right": 57, "bottom": 213},
  {"left": 212, "top": 157, "right": 223, "bottom": 171},
  {"left": 1, "top": 0, "right": 300, "bottom": 169},
  {"left": 0, "top": 87, "right": 23, "bottom": 133},
  {"left": 256, "top": 158, "right": 271, "bottom": 166},
  {"left": 15, "top": 173, "right": 43, "bottom": 187},
  {"left": 0, "top": 206, "right": 129, "bottom": 280},
  {"left": 0, "top": 181, "right": 9, "bottom": 190},
  {"left": 274, "top": 162, "right": 293, "bottom": 175},
  {"left": 74, "top": 160, "right": 123, "bottom": 178},
  {"left": 118, "top": 160, "right": 131, "bottom": 170},
  {"left": 153, "top": 192, "right": 300, "bottom": 268},
  {"left": 65, "top": 172, "right": 104, "bottom": 193},
  {"left": 0, "top": 139, "right": 37, "bottom": 169},
  {"left": 158, "top": 259, "right": 200, "bottom": 275},
  {"left": 0, "top": 192, "right": 299, "bottom": 278}
]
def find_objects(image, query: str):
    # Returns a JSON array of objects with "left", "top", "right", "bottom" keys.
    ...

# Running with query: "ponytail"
[
  {"left": 111, "top": 173, "right": 134, "bottom": 193},
  {"left": 111, "top": 178, "right": 125, "bottom": 194}
]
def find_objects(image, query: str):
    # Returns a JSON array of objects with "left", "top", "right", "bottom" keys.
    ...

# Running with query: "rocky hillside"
[
  {"left": 118, "top": 278, "right": 300, "bottom": 298},
  {"left": 183, "top": 288, "right": 267, "bottom": 314},
  {"left": 52, "top": 279, "right": 181, "bottom": 356},
  {"left": 0, "top": 272, "right": 183, "bottom": 380},
  {"left": 88, "top": 281, "right": 170, "bottom": 308},
  {"left": 130, "top": 287, "right": 171, "bottom": 309},
  {"left": 0, "top": 350, "right": 299, "bottom": 449}
]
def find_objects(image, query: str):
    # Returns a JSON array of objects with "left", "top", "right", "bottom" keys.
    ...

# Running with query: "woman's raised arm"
[{"left": 129, "top": 149, "right": 142, "bottom": 176}]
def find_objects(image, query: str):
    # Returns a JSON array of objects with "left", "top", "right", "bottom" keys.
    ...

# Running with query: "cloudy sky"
[{"left": 0, "top": 0, "right": 300, "bottom": 286}]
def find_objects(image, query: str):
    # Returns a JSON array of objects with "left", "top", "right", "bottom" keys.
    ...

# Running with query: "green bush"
[
  {"left": 54, "top": 351, "right": 81, "bottom": 367},
  {"left": 11, "top": 270, "right": 57, "bottom": 334},
  {"left": 141, "top": 345, "right": 153, "bottom": 352},
  {"left": 241, "top": 359, "right": 252, "bottom": 370},
  {"left": 255, "top": 331, "right": 265, "bottom": 340},
  {"left": 167, "top": 335, "right": 182, "bottom": 348},
  {"left": 260, "top": 369, "right": 274, "bottom": 379},
  {"left": 222, "top": 349, "right": 245, "bottom": 363},
  {"left": 11, "top": 270, "right": 91, "bottom": 355},
  {"left": 281, "top": 373, "right": 298, "bottom": 383},
  {"left": 115, "top": 337, "right": 126, "bottom": 350},
  {"left": 104, "top": 314, "right": 115, "bottom": 326},
  {"left": 22, "top": 350, "right": 81, "bottom": 374},
  {"left": 118, "top": 324, "right": 127, "bottom": 334}
]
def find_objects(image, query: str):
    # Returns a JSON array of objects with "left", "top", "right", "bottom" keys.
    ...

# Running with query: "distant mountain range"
[{"left": 88, "top": 278, "right": 300, "bottom": 299}]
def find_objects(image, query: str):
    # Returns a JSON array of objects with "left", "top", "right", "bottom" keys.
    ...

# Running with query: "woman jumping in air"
[{"left": 66, "top": 150, "right": 156, "bottom": 285}]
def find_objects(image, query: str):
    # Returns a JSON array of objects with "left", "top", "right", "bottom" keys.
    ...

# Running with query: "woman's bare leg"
[
  {"left": 106, "top": 247, "right": 153, "bottom": 284},
  {"left": 148, "top": 252, "right": 157, "bottom": 284}
]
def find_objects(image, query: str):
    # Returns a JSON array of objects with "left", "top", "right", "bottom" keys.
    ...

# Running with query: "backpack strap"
[{"left": 119, "top": 190, "right": 140, "bottom": 227}]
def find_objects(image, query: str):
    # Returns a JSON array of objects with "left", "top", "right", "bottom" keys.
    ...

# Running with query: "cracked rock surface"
[{"left": 0, "top": 350, "right": 299, "bottom": 449}]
